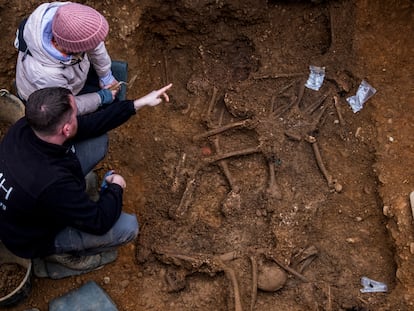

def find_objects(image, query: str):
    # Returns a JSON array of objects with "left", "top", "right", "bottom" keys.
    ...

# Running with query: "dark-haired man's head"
[{"left": 26, "top": 87, "right": 78, "bottom": 142}]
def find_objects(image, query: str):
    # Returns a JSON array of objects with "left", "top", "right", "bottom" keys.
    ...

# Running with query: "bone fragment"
[
  {"left": 171, "top": 153, "right": 187, "bottom": 193},
  {"left": 284, "top": 130, "right": 302, "bottom": 141},
  {"left": 171, "top": 175, "right": 197, "bottom": 219},
  {"left": 278, "top": 81, "right": 296, "bottom": 95},
  {"left": 303, "top": 93, "right": 328, "bottom": 115},
  {"left": 205, "top": 86, "right": 219, "bottom": 124},
  {"left": 273, "top": 98, "right": 294, "bottom": 117},
  {"left": 290, "top": 245, "right": 318, "bottom": 274},
  {"left": 327, "top": 284, "right": 332, "bottom": 311},
  {"left": 269, "top": 255, "right": 309, "bottom": 283},
  {"left": 333, "top": 95, "right": 345, "bottom": 125},
  {"left": 252, "top": 73, "right": 304, "bottom": 80},
  {"left": 249, "top": 256, "right": 258, "bottom": 311},
  {"left": 163, "top": 52, "right": 169, "bottom": 85},
  {"left": 128, "top": 74, "right": 138, "bottom": 88},
  {"left": 213, "top": 138, "right": 236, "bottom": 189},
  {"left": 294, "top": 79, "right": 307, "bottom": 107},
  {"left": 266, "top": 160, "right": 282, "bottom": 200}
]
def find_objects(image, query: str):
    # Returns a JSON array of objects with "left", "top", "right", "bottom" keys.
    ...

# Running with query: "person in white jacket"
[
  {"left": 15, "top": 1, "right": 120, "bottom": 115},
  {"left": 14, "top": 2, "right": 127, "bottom": 175}
]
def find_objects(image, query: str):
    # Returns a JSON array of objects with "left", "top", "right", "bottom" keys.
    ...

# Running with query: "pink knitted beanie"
[{"left": 52, "top": 3, "right": 109, "bottom": 53}]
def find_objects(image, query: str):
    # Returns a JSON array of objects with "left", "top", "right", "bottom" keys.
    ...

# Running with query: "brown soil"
[
  {"left": 0, "top": 263, "right": 26, "bottom": 298},
  {"left": 1, "top": 0, "right": 414, "bottom": 310}
]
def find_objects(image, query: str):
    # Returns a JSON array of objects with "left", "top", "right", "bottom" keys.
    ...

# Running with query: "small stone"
[
  {"left": 103, "top": 276, "right": 110, "bottom": 284},
  {"left": 410, "top": 242, "right": 414, "bottom": 255},
  {"left": 120, "top": 280, "right": 130, "bottom": 288},
  {"left": 334, "top": 183, "right": 343, "bottom": 193},
  {"left": 383, "top": 205, "right": 392, "bottom": 217}
]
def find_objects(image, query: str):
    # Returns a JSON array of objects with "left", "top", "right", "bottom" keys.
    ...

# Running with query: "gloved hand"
[
  {"left": 100, "top": 170, "right": 114, "bottom": 191},
  {"left": 97, "top": 89, "right": 114, "bottom": 106}
]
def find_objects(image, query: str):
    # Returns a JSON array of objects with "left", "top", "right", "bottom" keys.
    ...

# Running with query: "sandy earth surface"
[{"left": 0, "top": 0, "right": 414, "bottom": 310}]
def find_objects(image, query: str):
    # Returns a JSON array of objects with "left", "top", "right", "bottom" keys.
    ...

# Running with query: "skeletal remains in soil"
[
  {"left": 169, "top": 73, "right": 347, "bottom": 219},
  {"left": 154, "top": 245, "right": 318, "bottom": 311}
]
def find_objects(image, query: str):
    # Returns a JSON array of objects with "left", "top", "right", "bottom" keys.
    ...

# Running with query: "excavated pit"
[{"left": 1, "top": 1, "right": 413, "bottom": 310}]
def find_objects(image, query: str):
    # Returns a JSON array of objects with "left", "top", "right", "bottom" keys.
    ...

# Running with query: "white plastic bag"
[
  {"left": 305, "top": 65, "right": 325, "bottom": 91},
  {"left": 346, "top": 80, "right": 377, "bottom": 113}
]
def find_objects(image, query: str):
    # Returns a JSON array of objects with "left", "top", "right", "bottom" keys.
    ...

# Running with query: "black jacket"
[{"left": 0, "top": 100, "right": 136, "bottom": 258}]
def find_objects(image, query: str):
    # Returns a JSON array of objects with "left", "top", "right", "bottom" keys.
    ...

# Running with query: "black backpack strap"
[{"left": 17, "top": 18, "right": 32, "bottom": 57}]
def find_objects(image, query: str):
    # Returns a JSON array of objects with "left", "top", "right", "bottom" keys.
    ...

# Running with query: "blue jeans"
[
  {"left": 74, "top": 134, "right": 108, "bottom": 175},
  {"left": 79, "top": 60, "right": 128, "bottom": 101},
  {"left": 53, "top": 213, "right": 139, "bottom": 256}
]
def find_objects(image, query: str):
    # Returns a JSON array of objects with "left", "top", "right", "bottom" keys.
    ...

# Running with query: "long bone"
[
  {"left": 266, "top": 154, "right": 282, "bottom": 200},
  {"left": 212, "top": 141, "right": 242, "bottom": 214},
  {"left": 171, "top": 153, "right": 187, "bottom": 193},
  {"left": 212, "top": 107, "right": 241, "bottom": 214},
  {"left": 213, "top": 137, "right": 238, "bottom": 190},
  {"left": 333, "top": 95, "right": 345, "bottom": 126},
  {"left": 204, "top": 86, "right": 219, "bottom": 127},
  {"left": 306, "top": 136, "right": 342, "bottom": 192},
  {"left": 204, "top": 146, "right": 261, "bottom": 164},
  {"left": 193, "top": 119, "right": 252, "bottom": 142},
  {"left": 253, "top": 248, "right": 309, "bottom": 283},
  {"left": 213, "top": 107, "right": 238, "bottom": 190},
  {"left": 265, "top": 250, "right": 309, "bottom": 282}
]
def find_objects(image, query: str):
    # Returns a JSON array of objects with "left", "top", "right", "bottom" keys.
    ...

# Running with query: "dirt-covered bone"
[
  {"left": 307, "top": 136, "right": 343, "bottom": 192},
  {"left": 154, "top": 248, "right": 243, "bottom": 311}
]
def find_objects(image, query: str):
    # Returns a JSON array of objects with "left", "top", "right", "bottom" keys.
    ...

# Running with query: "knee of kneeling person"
[{"left": 118, "top": 213, "right": 139, "bottom": 244}]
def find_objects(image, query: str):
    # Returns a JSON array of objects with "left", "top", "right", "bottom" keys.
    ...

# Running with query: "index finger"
[{"left": 156, "top": 83, "right": 173, "bottom": 95}]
